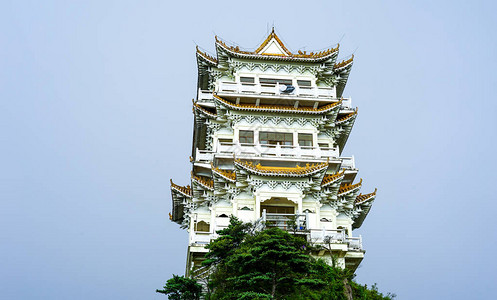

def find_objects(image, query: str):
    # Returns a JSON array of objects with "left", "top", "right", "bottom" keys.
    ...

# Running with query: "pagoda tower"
[{"left": 170, "top": 29, "right": 376, "bottom": 276}]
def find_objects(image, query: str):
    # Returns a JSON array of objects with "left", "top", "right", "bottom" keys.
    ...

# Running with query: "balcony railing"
[
  {"left": 216, "top": 82, "right": 335, "bottom": 98},
  {"left": 259, "top": 211, "right": 363, "bottom": 251},
  {"left": 190, "top": 231, "right": 212, "bottom": 245},
  {"left": 309, "top": 229, "right": 363, "bottom": 251},
  {"left": 194, "top": 147, "right": 352, "bottom": 166},
  {"left": 198, "top": 88, "right": 351, "bottom": 108},
  {"left": 261, "top": 211, "right": 309, "bottom": 231},
  {"left": 340, "top": 156, "right": 356, "bottom": 169},
  {"left": 189, "top": 214, "right": 362, "bottom": 251},
  {"left": 216, "top": 141, "right": 339, "bottom": 160},
  {"left": 197, "top": 90, "right": 214, "bottom": 103}
]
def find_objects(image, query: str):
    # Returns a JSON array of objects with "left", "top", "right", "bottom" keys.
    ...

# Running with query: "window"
[
  {"left": 218, "top": 138, "right": 232, "bottom": 144},
  {"left": 318, "top": 143, "right": 329, "bottom": 148},
  {"left": 239, "top": 130, "right": 254, "bottom": 144},
  {"left": 194, "top": 221, "right": 210, "bottom": 232},
  {"left": 259, "top": 78, "right": 292, "bottom": 86},
  {"left": 298, "top": 133, "right": 313, "bottom": 147},
  {"left": 297, "top": 80, "right": 311, "bottom": 87},
  {"left": 260, "top": 205, "right": 295, "bottom": 214},
  {"left": 240, "top": 77, "right": 255, "bottom": 84},
  {"left": 259, "top": 132, "right": 293, "bottom": 146}
]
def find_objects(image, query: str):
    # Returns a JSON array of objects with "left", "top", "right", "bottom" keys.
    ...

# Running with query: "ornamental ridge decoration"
[
  {"left": 234, "top": 158, "right": 328, "bottom": 177},
  {"left": 214, "top": 94, "right": 342, "bottom": 115},
  {"left": 215, "top": 30, "right": 339, "bottom": 61}
]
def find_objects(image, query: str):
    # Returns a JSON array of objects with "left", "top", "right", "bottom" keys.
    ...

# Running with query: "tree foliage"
[
  {"left": 158, "top": 217, "right": 395, "bottom": 299},
  {"left": 209, "top": 227, "right": 324, "bottom": 299},
  {"left": 156, "top": 274, "right": 202, "bottom": 300}
]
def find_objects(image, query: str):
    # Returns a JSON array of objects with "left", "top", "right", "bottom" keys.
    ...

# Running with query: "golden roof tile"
[
  {"left": 334, "top": 55, "right": 354, "bottom": 69},
  {"left": 338, "top": 178, "right": 362, "bottom": 195},
  {"left": 196, "top": 46, "right": 218, "bottom": 64},
  {"left": 211, "top": 165, "right": 236, "bottom": 182},
  {"left": 335, "top": 110, "right": 357, "bottom": 125},
  {"left": 193, "top": 101, "right": 217, "bottom": 118},
  {"left": 170, "top": 179, "right": 192, "bottom": 197},
  {"left": 215, "top": 29, "right": 339, "bottom": 60},
  {"left": 321, "top": 170, "right": 346, "bottom": 187},
  {"left": 192, "top": 173, "right": 214, "bottom": 191},
  {"left": 234, "top": 159, "right": 328, "bottom": 177},
  {"left": 214, "top": 94, "right": 341, "bottom": 114},
  {"left": 355, "top": 188, "right": 377, "bottom": 204}
]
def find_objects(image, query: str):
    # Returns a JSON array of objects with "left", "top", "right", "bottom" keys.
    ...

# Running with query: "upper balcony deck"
[
  {"left": 197, "top": 85, "right": 353, "bottom": 109},
  {"left": 194, "top": 143, "right": 356, "bottom": 170}
]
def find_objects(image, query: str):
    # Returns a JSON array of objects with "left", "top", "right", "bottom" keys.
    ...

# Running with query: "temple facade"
[{"left": 170, "top": 29, "right": 376, "bottom": 276}]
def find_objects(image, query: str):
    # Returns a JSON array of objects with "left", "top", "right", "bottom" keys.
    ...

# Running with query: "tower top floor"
[{"left": 196, "top": 28, "right": 354, "bottom": 98}]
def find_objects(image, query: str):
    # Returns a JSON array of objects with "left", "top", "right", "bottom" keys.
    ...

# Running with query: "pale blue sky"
[{"left": 1, "top": 1, "right": 496, "bottom": 299}]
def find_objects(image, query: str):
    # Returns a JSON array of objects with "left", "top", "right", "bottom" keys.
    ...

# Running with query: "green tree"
[
  {"left": 208, "top": 227, "right": 326, "bottom": 299},
  {"left": 158, "top": 217, "right": 394, "bottom": 299},
  {"left": 203, "top": 215, "right": 252, "bottom": 266},
  {"left": 156, "top": 275, "right": 202, "bottom": 300}
]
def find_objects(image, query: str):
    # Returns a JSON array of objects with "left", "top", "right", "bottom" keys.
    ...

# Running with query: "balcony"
[
  {"left": 340, "top": 156, "right": 356, "bottom": 170},
  {"left": 198, "top": 87, "right": 352, "bottom": 109},
  {"left": 217, "top": 81, "right": 336, "bottom": 98},
  {"left": 257, "top": 211, "right": 363, "bottom": 251},
  {"left": 197, "top": 90, "right": 214, "bottom": 107},
  {"left": 216, "top": 141, "right": 339, "bottom": 160},
  {"left": 194, "top": 146, "right": 354, "bottom": 170},
  {"left": 262, "top": 212, "right": 309, "bottom": 231},
  {"left": 189, "top": 213, "right": 363, "bottom": 252},
  {"left": 190, "top": 231, "right": 212, "bottom": 245}
]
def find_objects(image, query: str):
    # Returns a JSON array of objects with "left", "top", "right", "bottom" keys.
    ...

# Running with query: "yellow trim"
[
  {"left": 196, "top": 46, "right": 218, "bottom": 64},
  {"left": 321, "top": 170, "right": 345, "bottom": 186},
  {"left": 255, "top": 28, "right": 292, "bottom": 55},
  {"left": 334, "top": 55, "right": 354, "bottom": 69},
  {"left": 212, "top": 165, "right": 236, "bottom": 181},
  {"left": 336, "top": 110, "right": 357, "bottom": 123},
  {"left": 355, "top": 188, "right": 377, "bottom": 204},
  {"left": 235, "top": 159, "right": 328, "bottom": 176},
  {"left": 192, "top": 173, "right": 214, "bottom": 190},
  {"left": 214, "top": 94, "right": 341, "bottom": 114},
  {"left": 193, "top": 101, "right": 217, "bottom": 118},
  {"left": 215, "top": 32, "right": 339, "bottom": 59},
  {"left": 170, "top": 179, "right": 192, "bottom": 197},
  {"left": 338, "top": 178, "right": 362, "bottom": 194}
]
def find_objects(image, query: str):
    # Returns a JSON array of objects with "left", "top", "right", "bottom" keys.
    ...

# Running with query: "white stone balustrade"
[
  {"left": 190, "top": 232, "right": 212, "bottom": 245},
  {"left": 197, "top": 90, "right": 214, "bottom": 103},
  {"left": 309, "top": 229, "right": 363, "bottom": 251},
  {"left": 195, "top": 149, "right": 214, "bottom": 162},
  {"left": 216, "top": 82, "right": 335, "bottom": 98},
  {"left": 216, "top": 141, "right": 339, "bottom": 159},
  {"left": 310, "top": 228, "right": 347, "bottom": 243},
  {"left": 346, "top": 236, "right": 363, "bottom": 251},
  {"left": 340, "top": 156, "right": 356, "bottom": 169},
  {"left": 341, "top": 97, "right": 352, "bottom": 108}
]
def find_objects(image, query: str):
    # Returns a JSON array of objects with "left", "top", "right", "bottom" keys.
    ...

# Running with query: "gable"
[{"left": 257, "top": 37, "right": 291, "bottom": 56}]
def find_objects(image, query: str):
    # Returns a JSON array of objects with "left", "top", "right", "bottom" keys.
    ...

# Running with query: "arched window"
[{"left": 195, "top": 221, "right": 210, "bottom": 232}]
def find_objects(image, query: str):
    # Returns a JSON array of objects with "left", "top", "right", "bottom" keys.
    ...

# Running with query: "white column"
[{"left": 255, "top": 194, "right": 261, "bottom": 218}]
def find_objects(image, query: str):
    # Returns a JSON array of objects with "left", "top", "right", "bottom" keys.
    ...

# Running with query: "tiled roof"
[
  {"left": 234, "top": 159, "right": 328, "bottom": 177},
  {"left": 214, "top": 94, "right": 341, "bottom": 115},
  {"left": 170, "top": 179, "right": 192, "bottom": 197}
]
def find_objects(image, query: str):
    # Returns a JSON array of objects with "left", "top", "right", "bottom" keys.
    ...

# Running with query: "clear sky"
[{"left": 1, "top": 1, "right": 496, "bottom": 299}]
